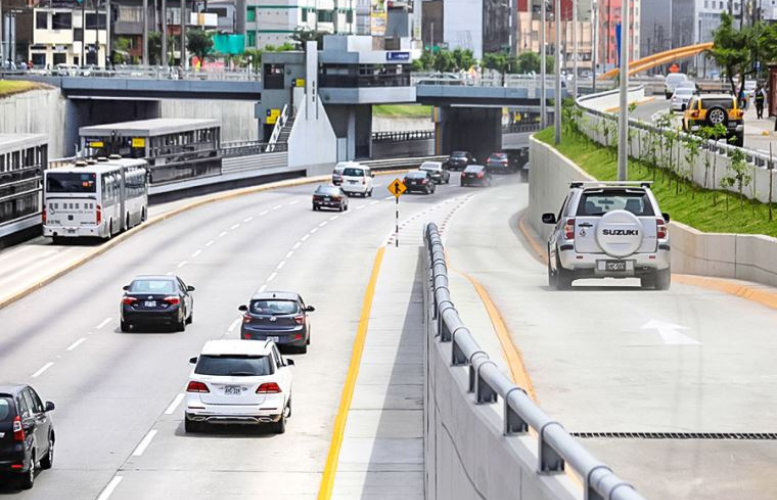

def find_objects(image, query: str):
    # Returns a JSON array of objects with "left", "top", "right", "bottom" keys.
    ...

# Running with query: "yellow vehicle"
[{"left": 682, "top": 93, "right": 744, "bottom": 147}]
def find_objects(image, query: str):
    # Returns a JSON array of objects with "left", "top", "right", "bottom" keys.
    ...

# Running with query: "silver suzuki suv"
[{"left": 542, "top": 182, "right": 671, "bottom": 290}]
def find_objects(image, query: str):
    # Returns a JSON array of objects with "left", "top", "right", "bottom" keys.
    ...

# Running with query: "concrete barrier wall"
[
  {"left": 423, "top": 262, "right": 580, "bottom": 500},
  {"left": 160, "top": 99, "right": 258, "bottom": 142},
  {"left": 0, "top": 89, "right": 68, "bottom": 158},
  {"left": 529, "top": 137, "right": 777, "bottom": 287}
]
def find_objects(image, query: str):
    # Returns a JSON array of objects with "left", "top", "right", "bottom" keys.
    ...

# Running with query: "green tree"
[
  {"left": 711, "top": 12, "right": 777, "bottom": 96},
  {"left": 728, "top": 146, "right": 752, "bottom": 211},
  {"left": 412, "top": 50, "right": 434, "bottom": 72},
  {"left": 451, "top": 48, "right": 475, "bottom": 71},
  {"left": 433, "top": 50, "right": 455, "bottom": 73},
  {"left": 244, "top": 49, "right": 263, "bottom": 71},
  {"left": 148, "top": 31, "right": 162, "bottom": 65},
  {"left": 516, "top": 52, "right": 540, "bottom": 74},
  {"left": 291, "top": 28, "right": 324, "bottom": 50},
  {"left": 112, "top": 36, "right": 132, "bottom": 64},
  {"left": 187, "top": 29, "right": 214, "bottom": 62}
]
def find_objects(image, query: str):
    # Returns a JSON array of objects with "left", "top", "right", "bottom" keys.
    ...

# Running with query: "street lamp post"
[
  {"left": 572, "top": 0, "right": 578, "bottom": 97},
  {"left": 617, "top": 0, "right": 629, "bottom": 181},
  {"left": 162, "top": 0, "right": 168, "bottom": 67},
  {"left": 142, "top": 0, "right": 149, "bottom": 67},
  {"left": 541, "top": 0, "right": 547, "bottom": 128},
  {"left": 591, "top": 0, "right": 598, "bottom": 94},
  {"left": 554, "top": 0, "right": 562, "bottom": 144}
]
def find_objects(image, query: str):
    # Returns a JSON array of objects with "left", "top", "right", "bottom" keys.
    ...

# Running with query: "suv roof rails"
[{"left": 570, "top": 181, "right": 652, "bottom": 189}]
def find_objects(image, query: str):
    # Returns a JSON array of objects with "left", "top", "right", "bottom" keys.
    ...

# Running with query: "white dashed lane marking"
[
  {"left": 96, "top": 476, "right": 124, "bottom": 500},
  {"left": 191, "top": 249, "right": 202, "bottom": 259},
  {"left": 96, "top": 317, "right": 112, "bottom": 330},
  {"left": 66, "top": 338, "right": 87, "bottom": 352},
  {"left": 132, "top": 430, "right": 158, "bottom": 457},
  {"left": 205, "top": 240, "right": 215, "bottom": 247},
  {"left": 177, "top": 261, "right": 188, "bottom": 269},
  {"left": 32, "top": 362, "right": 54, "bottom": 378},
  {"left": 164, "top": 393, "right": 185, "bottom": 415}
]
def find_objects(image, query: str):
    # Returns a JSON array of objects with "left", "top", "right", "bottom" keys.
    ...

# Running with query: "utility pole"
[
  {"left": 94, "top": 0, "right": 100, "bottom": 66},
  {"left": 554, "top": 0, "right": 562, "bottom": 144},
  {"left": 81, "top": 0, "right": 87, "bottom": 66},
  {"left": 592, "top": 0, "right": 597, "bottom": 93},
  {"left": 573, "top": 0, "right": 578, "bottom": 96},
  {"left": 162, "top": 0, "right": 168, "bottom": 67},
  {"left": 1, "top": 0, "right": 4, "bottom": 66},
  {"left": 106, "top": 0, "right": 111, "bottom": 67},
  {"left": 143, "top": 0, "right": 149, "bottom": 66},
  {"left": 541, "top": 0, "right": 547, "bottom": 128},
  {"left": 617, "top": 0, "right": 629, "bottom": 181},
  {"left": 181, "top": 0, "right": 187, "bottom": 68}
]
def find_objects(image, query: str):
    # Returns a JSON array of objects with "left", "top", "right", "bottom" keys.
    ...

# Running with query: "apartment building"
[
  {"left": 245, "top": 0, "right": 356, "bottom": 49},
  {"left": 29, "top": 6, "right": 106, "bottom": 67}
]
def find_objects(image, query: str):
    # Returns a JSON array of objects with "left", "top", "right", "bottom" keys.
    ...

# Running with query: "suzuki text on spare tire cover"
[{"left": 541, "top": 182, "right": 671, "bottom": 290}]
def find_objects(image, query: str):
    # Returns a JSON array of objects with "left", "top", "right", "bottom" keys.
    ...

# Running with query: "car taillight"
[
  {"left": 421, "top": 179, "right": 427, "bottom": 184},
  {"left": 656, "top": 218, "right": 668, "bottom": 239},
  {"left": 256, "top": 382, "right": 282, "bottom": 394},
  {"left": 186, "top": 381, "right": 209, "bottom": 393},
  {"left": 243, "top": 313, "right": 253, "bottom": 323},
  {"left": 96, "top": 204, "right": 102, "bottom": 225},
  {"left": 691, "top": 111, "right": 699, "bottom": 118},
  {"left": 163, "top": 296, "right": 180, "bottom": 305},
  {"left": 12, "top": 416, "right": 24, "bottom": 442},
  {"left": 477, "top": 172, "right": 484, "bottom": 178},
  {"left": 563, "top": 219, "right": 575, "bottom": 240},
  {"left": 293, "top": 315, "right": 306, "bottom": 325},
  {"left": 332, "top": 196, "right": 341, "bottom": 201},
  {"left": 122, "top": 296, "right": 138, "bottom": 305},
  {"left": 42, "top": 206, "right": 47, "bottom": 224}
]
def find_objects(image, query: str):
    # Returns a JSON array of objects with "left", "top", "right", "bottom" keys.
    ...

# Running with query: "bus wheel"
[
  {"left": 107, "top": 219, "right": 113, "bottom": 239},
  {"left": 126, "top": 214, "right": 130, "bottom": 231},
  {"left": 141, "top": 208, "right": 147, "bottom": 222}
]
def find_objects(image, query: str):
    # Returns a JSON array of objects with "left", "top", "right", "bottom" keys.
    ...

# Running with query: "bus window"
[{"left": 47, "top": 173, "right": 97, "bottom": 193}]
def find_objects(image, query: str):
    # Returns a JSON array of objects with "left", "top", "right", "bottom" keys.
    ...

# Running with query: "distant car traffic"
[
  {"left": 664, "top": 73, "right": 688, "bottom": 99},
  {"left": 403, "top": 170, "right": 436, "bottom": 194},
  {"left": 682, "top": 93, "right": 744, "bottom": 147},
  {"left": 0, "top": 384, "right": 55, "bottom": 490},
  {"left": 239, "top": 291, "right": 314, "bottom": 353},
  {"left": 670, "top": 87, "right": 695, "bottom": 111},
  {"left": 415, "top": 73, "right": 464, "bottom": 86},
  {"left": 185, "top": 340, "right": 294, "bottom": 434},
  {"left": 312, "top": 185, "right": 348, "bottom": 212},
  {"left": 460, "top": 165, "right": 492, "bottom": 187},
  {"left": 485, "top": 152, "right": 517, "bottom": 174},
  {"left": 542, "top": 182, "right": 671, "bottom": 290},
  {"left": 121, "top": 275, "right": 195, "bottom": 332},
  {"left": 340, "top": 165, "right": 374, "bottom": 197},
  {"left": 418, "top": 161, "right": 450, "bottom": 184},
  {"left": 331, "top": 161, "right": 354, "bottom": 186},
  {"left": 447, "top": 151, "right": 477, "bottom": 171}
]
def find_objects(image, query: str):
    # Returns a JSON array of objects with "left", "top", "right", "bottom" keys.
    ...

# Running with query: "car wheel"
[
  {"left": 184, "top": 416, "right": 202, "bottom": 433},
  {"left": 19, "top": 453, "right": 35, "bottom": 490},
  {"left": 298, "top": 344, "right": 308, "bottom": 354},
  {"left": 555, "top": 255, "right": 573, "bottom": 290},
  {"left": 312, "top": 204, "right": 318, "bottom": 211},
  {"left": 186, "top": 310, "right": 193, "bottom": 325},
  {"left": 274, "top": 405, "right": 288, "bottom": 434},
  {"left": 120, "top": 320, "right": 130, "bottom": 332},
  {"left": 344, "top": 203, "right": 349, "bottom": 211},
  {"left": 655, "top": 268, "right": 671, "bottom": 290},
  {"left": 705, "top": 105, "right": 728, "bottom": 127},
  {"left": 287, "top": 397, "right": 293, "bottom": 418},
  {"left": 176, "top": 314, "right": 186, "bottom": 332},
  {"left": 368, "top": 189, "right": 373, "bottom": 197},
  {"left": 40, "top": 434, "right": 54, "bottom": 470},
  {"left": 547, "top": 250, "right": 557, "bottom": 288}
]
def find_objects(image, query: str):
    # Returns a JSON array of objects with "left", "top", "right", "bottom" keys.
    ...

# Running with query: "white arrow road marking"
[{"left": 641, "top": 320, "right": 700, "bottom": 345}]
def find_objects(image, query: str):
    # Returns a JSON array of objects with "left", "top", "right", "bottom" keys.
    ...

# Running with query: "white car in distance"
[
  {"left": 340, "top": 164, "right": 374, "bottom": 197},
  {"left": 185, "top": 339, "right": 294, "bottom": 434},
  {"left": 671, "top": 87, "right": 695, "bottom": 111}
]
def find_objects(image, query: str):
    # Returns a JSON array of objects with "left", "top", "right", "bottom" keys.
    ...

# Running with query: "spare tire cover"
[{"left": 595, "top": 210, "right": 644, "bottom": 257}]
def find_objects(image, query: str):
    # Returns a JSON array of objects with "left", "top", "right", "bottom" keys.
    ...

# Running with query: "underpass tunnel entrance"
[
  {"left": 436, "top": 106, "right": 503, "bottom": 162},
  {"left": 325, "top": 104, "right": 373, "bottom": 161}
]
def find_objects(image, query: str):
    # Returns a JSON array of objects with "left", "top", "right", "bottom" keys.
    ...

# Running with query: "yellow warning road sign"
[{"left": 388, "top": 178, "right": 407, "bottom": 198}]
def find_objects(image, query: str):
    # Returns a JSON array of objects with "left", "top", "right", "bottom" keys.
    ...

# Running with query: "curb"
[{"left": 0, "top": 169, "right": 410, "bottom": 311}]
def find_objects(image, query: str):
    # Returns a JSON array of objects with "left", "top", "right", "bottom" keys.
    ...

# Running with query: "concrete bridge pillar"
[{"left": 437, "top": 107, "right": 503, "bottom": 163}]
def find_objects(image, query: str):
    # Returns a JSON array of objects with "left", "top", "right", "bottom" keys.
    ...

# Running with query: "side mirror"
[
  {"left": 662, "top": 212, "right": 671, "bottom": 223},
  {"left": 306, "top": 305, "right": 316, "bottom": 312},
  {"left": 187, "top": 285, "right": 195, "bottom": 292},
  {"left": 371, "top": 172, "right": 375, "bottom": 178},
  {"left": 286, "top": 359, "right": 295, "bottom": 367},
  {"left": 44, "top": 401, "right": 55, "bottom": 412},
  {"left": 238, "top": 305, "right": 248, "bottom": 312},
  {"left": 122, "top": 285, "right": 129, "bottom": 291},
  {"left": 189, "top": 356, "right": 198, "bottom": 364},
  {"left": 542, "top": 213, "right": 557, "bottom": 224}
]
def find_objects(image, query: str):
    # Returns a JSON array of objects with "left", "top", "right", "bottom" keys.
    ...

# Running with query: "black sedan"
[
  {"left": 404, "top": 171, "right": 436, "bottom": 194},
  {"left": 0, "top": 384, "right": 55, "bottom": 490},
  {"left": 121, "top": 275, "right": 194, "bottom": 332},
  {"left": 239, "top": 291, "right": 315, "bottom": 354},
  {"left": 486, "top": 152, "right": 517, "bottom": 174},
  {"left": 312, "top": 185, "right": 348, "bottom": 212},
  {"left": 446, "top": 151, "right": 477, "bottom": 171},
  {"left": 461, "top": 165, "right": 492, "bottom": 187}
]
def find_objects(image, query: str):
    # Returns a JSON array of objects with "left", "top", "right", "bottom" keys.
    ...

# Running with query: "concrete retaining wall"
[
  {"left": 160, "top": 99, "right": 258, "bottom": 142},
  {"left": 372, "top": 139, "right": 433, "bottom": 159},
  {"left": 529, "top": 137, "right": 777, "bottom": 287},
  {"left": 0, "top": 88, "right": 68, "bottom": 158},
  {"left": 423, "top": 260, "right": 579, "bottom": 500}
]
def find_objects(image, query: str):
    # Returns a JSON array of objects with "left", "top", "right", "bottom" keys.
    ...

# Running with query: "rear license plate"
[
  {"left": 267, "top": 336, "right": 280, "bottom": 343},
  {"left": 66, "top": 228, "right": 76, "bottom": 234},
  {"left": 325, "top": 197, "right": 331, "bottom": 201},
  {"left": 605, "top": 261, "right": 627, "bottom": 272},
  {"left": 349, "top": 180, "right": 358, "bottom": 184},
  {"left": 224, "top": 385, "right": 242, "bottom": 395},
  {"left": 144, "top": 301, "right": 157, "bottom": 307}
]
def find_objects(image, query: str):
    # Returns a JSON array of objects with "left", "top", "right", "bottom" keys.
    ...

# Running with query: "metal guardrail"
[
  {"left": 372, "top": 130, "right": 434, "bottom": 143},
  {"left": 0, "top": 66, "right": 261, "bottom": 81},
  {"left": 266, "top": 104, "right": 289, "bottom": 153},
  {"left": 424, "top": 222, "right": 647, "bottom": 500},
  {"left": 362, "top": 155, "right": 446, "bottom": 170},
  {"left": 221, "top": 140, "right": 274, "bottom": 157}
]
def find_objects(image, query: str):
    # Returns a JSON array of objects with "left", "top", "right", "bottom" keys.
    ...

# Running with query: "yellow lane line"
[
  {"left": 0, "top": 170, "right": 409, "bottom": 311},
  {"left": 317, "top": 245, "right": 386, "bottom": 500},
  {"left": 673, "top": 274, "right": 777, "bottom": 311},
  {"left": 518, "top": 214, "right": 548, "bottom": 264}
]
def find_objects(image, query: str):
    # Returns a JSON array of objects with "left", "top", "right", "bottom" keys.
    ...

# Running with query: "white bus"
[{"left": 43, "top": 158, "right": 148, "bottom": 241}]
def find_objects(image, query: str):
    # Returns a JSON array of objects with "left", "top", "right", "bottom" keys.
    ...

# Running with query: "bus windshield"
[{"left": 47, "top": 173, "right": 97, "bottom": 193}]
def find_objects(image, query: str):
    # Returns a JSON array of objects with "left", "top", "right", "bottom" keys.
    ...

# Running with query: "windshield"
[
  {"left": 451, "top": 152, "right": 468, "bottom": 158},
  {"left": 407, "top": 172, "right": 428, "bottom": 179},
  {"left": 666, "top": 74, "right": 687, "bottom": 85},
  {"left": 577, "top": 190, "right": 655, "bottom": 216},
  {"left": 195, "top": 355, "right": 273, "bottom": 376},
  {"left": 343, "top": 168, "right": 364, "bottom": 177},
  {"left": 129, "top": 279, "right": 176, "bottom": 294},
  {"left": 420, "top": 163, "right": 440, "bottom": 171},
  {"left": 0, "top": 397, "right": 13, "bottom": 422},
  {"left": 46, "top": 172, "right": 97, "bottom": 193},
  {"left": 675, "top": 89, "right": 694, "bottom": 96},
  {"left": 250, "top": 299, "right": 299, "bottom": 315},
  {"left": 464, "top": 165, "right": 483, "bottom": 173},
  {"left": 316, "top": 186, "right": 341, "bottom": 195}
]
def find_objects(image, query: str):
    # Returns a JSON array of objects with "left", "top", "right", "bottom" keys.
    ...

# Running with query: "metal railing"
[
  {"left": 1, "top": 66, "right": 261, "bottom": 81},
  {"left": 424, "top": 222, "right": 647, "bottom": 500},
  {"left": 265, "top": 104, "right": 289, "bottom": 153},
  {"left": 372, "top": 130, "right": 434, "bottom": 143},
  {"left": 221, "top": 140, "right": 273, "bottom": 157}
]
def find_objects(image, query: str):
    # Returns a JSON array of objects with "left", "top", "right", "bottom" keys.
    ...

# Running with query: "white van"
[{"left": 340, "top": 164, "right": 374, "bottom": 197}]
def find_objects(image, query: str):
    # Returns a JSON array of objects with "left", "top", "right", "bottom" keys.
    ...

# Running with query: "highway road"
[
  {"left": 444, "top": 177, "right": 777, "bottom": 499},
  {"left": 0, "top": 175, "right": 475, "bottom": 500}
]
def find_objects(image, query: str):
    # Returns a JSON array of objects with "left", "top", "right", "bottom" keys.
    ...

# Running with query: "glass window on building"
[
  {"left": 53, "top": 53, "right": 67, "bottom": 65},
  {"left": 85, "top": 13, "right": 106, "bottom": 29},
  {"left": 52, "top": 12, "right": 72, "bottom": 29},
  {"left": 247, "top": 6, "right": 256, "bottom": 22},
  {"left": 318, "top": 9, "right": 334, "bottom": 22},
  {"left": 346, "top": 10, "right": 353, "bottom": 24},
  {"left": 35, "top": 12, "right": 48, "bottom": 30},
  {"left": 74, "top": 28, "right": 83, "bottom": 42},
  {"left": 302, "top": 8, "right": 307, "bottom": 21},
  {"left": 247, "top": 31, "right": 256, "bottom": 47}
]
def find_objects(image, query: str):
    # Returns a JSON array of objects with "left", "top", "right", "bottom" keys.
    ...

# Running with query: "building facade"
[
  {"left": 639, "top": 0, "right": 671, "bottom": 58},
  {"left": 29, "top": 6, "right": 107, "bottom": 67},
  {"left": 245, "top": 0, "right": 356, "bottom": 49}
]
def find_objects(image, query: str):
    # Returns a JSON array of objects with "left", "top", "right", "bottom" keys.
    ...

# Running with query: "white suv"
[
  {"left": 542, "top": 182, "right": 671, "bottom": 290},
  {"left": 340, "top": 164, "right": 374, "bottom": 197},
  {"left": 185, "top": 339, "right": 294, "bottom": 434}
]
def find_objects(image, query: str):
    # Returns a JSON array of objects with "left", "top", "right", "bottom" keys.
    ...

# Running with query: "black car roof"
[{"left": 249, "top": 291, "right": 301, "bottom": 301}]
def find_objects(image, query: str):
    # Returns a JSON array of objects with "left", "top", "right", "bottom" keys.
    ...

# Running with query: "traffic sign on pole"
[{"left": 388, "top": 178, "right": 407, "bottom": 198}]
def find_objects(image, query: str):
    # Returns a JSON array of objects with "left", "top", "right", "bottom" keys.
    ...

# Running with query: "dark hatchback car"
[
  {"left": 461, "top": 165, "right": 492, "bottom": 187},
  {"left": 403, "top": 171, "right": 436, "bottom": 194},
  {"left": 446, "top": 151, "right": 477, "bottom": 171},
  {"left": 121, "top": 275, "right": 195, "bottom": 332},
  {"left": 312, "top": 185, "right": 348, "bottom": 212},
  {"left": 486, "top": 152, "right": 517, "bottom": 174},
  {"left": 239, "top": 291, "right": 315, "bottom": 353},
  {"left": 0, "top": 385, "right": 55, "bottom": 490}
]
